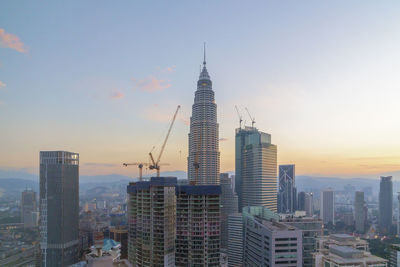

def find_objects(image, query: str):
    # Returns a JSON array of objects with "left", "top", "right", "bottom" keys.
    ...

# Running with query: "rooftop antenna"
[
  {"left": 245, "top": 107, "right": 256, "bottom": 128},
  {"left": 203, "top": 42, "right": 206, "bottom": 66}
]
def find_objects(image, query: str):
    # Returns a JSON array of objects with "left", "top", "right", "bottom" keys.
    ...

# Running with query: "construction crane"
[
  {"left": 235, "top": 105, "right": 243, "bottom": 129},
  {"left": 122, "top": 162, "right": 170, "bottom": 181},
  {"left": 149, "top": 105, "right": 181, "bottom": 176},
  {"left": 245, "top": 107, "right": 256, "bottom": 128},
  {"left": 122, "top": 162, "right": 149, "bottom": 181}
]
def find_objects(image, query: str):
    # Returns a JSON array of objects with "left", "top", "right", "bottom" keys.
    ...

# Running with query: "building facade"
[
  {"left": 280, "top": 215, "right": 323, "bottom": 267},
  {"left": 354, "top": 191, "right": 365, "bottom": 233},
  {"left": 127, "top": 177, "right": 177, "bottom": 266},
  {"left": 379, "top": 176, "right": 393, "bottom": 234},
  {"left": 21, "top": 189, "right": 37, "bottom": 228},
  {"left": 321, "top": 189, "right": 335, "bottom": 225},
  {"left": 39, "top": 151, "right": 79, "bottom": 267},
  {"left": 236, "top": 127, "right": 277, "bottom": 212},
  {"left": 220, "top": 173, "right": 238, "bottom": 249},
  {"left": 176, "top": 185, "right": 221, "bottom": 267},
  {"left": 243, "top": 206, "right": 302, "bottom": 267},
  {"left": 227, "top": 213, "right": 243, "bottom": 267},
  {"left": 390, "top": 244, "right": 400, "bottom": 267},
  {"left": 187, "top": 52, "right": 220, "bottom": 185},
  {"left": 278, "top": 164, "right": 296, "bottom": 214}
]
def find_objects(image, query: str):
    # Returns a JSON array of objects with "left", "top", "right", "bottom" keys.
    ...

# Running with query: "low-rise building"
[{"left": 314, "top": 245, "right": 387, "bottom": 267}]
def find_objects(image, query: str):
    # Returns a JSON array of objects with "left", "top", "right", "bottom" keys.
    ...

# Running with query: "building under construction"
[
  {"left": 127, "top": 177, "right": 221, "bottom": 267},
  {"left": 175, "top": 185, "right": 221, "bottom": 267}
]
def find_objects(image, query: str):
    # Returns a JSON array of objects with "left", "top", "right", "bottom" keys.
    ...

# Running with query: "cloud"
[
  {"left": 166, "top": 65, "right": 176, "bottom": 73},
  {"left": 132, "top": 75, "right": 171, "bottom": 92},
  {"left": 219, "top": 138, "right": 229, "bottom": 142},
  {"left": 111, "top": 91, "right": 124, "bottom": 99},
  {"left": 0, "top": 80, "right": 6, "bottom": 89},
  {"left": 0, "top": 28, "right": 27, "bottom": 53}
]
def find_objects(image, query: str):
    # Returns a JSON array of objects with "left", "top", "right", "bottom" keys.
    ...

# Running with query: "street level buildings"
[
  {"left": 379, "top": 176, "right": 393, "bottom": 234},
  {"left": 235, "top": 127, "right": 277, "bottom": 212},
  {"left": 278, "top": 164, "right": 296, "bottom": 214},
  {"left": 39, "top": 151, "right": 79, "bottom": 267},
  {"left": 187, "top": 52, "right": 220, "bottom": 185},
  {"left": 220, "top": 173, "right": 238, "bottom": 249},
  {"left": 321, "top": 189, "right": 335, "bottom": 225}
]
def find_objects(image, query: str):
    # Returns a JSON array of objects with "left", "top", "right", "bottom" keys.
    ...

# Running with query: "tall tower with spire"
[{"left": 188, "top": 44, "right": 220, "bottom": 185}]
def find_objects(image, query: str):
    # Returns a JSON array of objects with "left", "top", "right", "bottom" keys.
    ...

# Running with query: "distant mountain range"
[{"left": 1, "top": 169, "right": 400, "bottom": 197}]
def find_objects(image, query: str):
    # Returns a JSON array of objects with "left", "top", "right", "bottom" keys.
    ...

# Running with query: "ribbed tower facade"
[{"left": 188, "top": 51, "right": 220, "bottom": 185}]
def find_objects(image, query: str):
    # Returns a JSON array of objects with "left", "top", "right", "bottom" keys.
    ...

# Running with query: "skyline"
[{"left": 1, "top": 1, "right": 400, "bottom": 178}]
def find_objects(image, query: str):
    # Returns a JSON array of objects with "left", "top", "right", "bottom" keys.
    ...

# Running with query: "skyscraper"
[
  {"left": 379, "top": 176, "right": 393, "bottom": 234},
  {"left": 39, "top": 151, "right": 79, "bottom": 267},
  {"left": 278, "top": 164, "right": 296, "bottom": 213},
  {"left": 127, "top": 177, "right": 177, "bottom": 266},
  {"left": 235, "top": 126, "right": 277, "bottom": 212},
  {"left": 21, "top": 189, "right": 37, "bottom": 228},
  {"left": 321, "top": 189, "right": 335, "bottom": 225},
  {"left": 220, "top": 173, "right": 238, "bottom": 249},
  {"left": 188, "top": 48, "right": 220, "bottom": 185},
  {"left": 354, "top": 191, "right": 365, "bottom": 233}
]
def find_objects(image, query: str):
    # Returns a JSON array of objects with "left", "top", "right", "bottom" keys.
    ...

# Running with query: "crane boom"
[
  {"left": 245, "top": 107, "right": 256, "bottom": 127},
  {"left": 156, "top": 105, "right": 181, "bottom": 165},
  {"left": 235, "top": 105, "right": 243, "bottom": 129}
]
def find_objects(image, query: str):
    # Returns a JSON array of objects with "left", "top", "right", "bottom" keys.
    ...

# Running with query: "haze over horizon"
[{"left": 1, "top": 1, "right": 400, "bottom": 178}]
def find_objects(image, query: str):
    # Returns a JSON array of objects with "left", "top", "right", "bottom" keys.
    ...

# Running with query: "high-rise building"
[
  {"left": 278, "top": 164, "right": 296, "bottom": 214},
  {"left": 316, "top": 234, "right": 369, "bottom": 252},
  {"left": 297, "top": 192, "right": 314, "bottom": 217},
  {"left": 39, "top": 151, "right": 79, "bottom": 267},
  {"left": 321, "top": 189, "right": 335, "bottom": 225},
  {"left": 280, "top": 214, "right": 323, "bottom": 267},
  {"left": 227, "top": 213, "right": 243, "bottom": 267},
  {"left": 127, "top": 177, "right": 177, "bottom": 266},
  {"left": 220, "top": 173, "right": 238, "bottom": 249},
  {"left": 354, "top": 191, "right": 365, "bottom": 233},
  {"left": 187, "top": 49, "right": 220, "bottom": 185},
  {"left": 379, "top": 176, "right": 393, "bottom": 234},
  {"left": 21, "top": 189, "right": 37, "bottom": 228},
  {"left": 235, "top": 127, "right": 277, "bottom": 212},
  {"left": 243, "top": 206, "right": 303, "bottom": 266},
  {"left": 398, "top": 193, "right": 400, "bottom": 236},
  {"left": 176, "top": 185, "right": 221, "bottom": 267}
]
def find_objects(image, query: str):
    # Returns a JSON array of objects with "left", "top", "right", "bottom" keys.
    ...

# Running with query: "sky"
[{"left": 1, "top": 1, "right": 400, "bottom": 178}]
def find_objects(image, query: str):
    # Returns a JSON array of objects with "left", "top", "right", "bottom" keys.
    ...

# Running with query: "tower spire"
[{"left": 203, "top": 42, "right": 206, "bottom": 66}]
